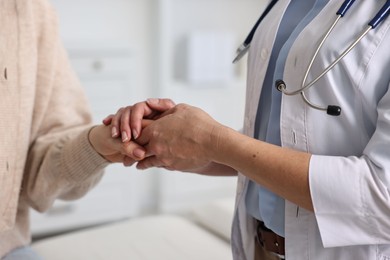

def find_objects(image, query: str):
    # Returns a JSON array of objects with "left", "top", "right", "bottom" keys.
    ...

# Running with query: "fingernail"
[
  {"left": 147, "top": 98, "right": 158, "bottom": 104},
  {"left": 133, "top": 148, "right": 145, "bottom": 159},
  {"left": 136, "top": 163, "right": 145, "bottom": 170},
  {"left": 132, "top": 130, "right": 138, "bottom": 140},
  {"left": 111, "top": 127, "right": 118, "bottom": 137},
  {"left": 124, "top": 161, "right": 133, "bottom": 167},
  {"left": 122, "top": 131, "right": 129, "bottom": 142}
]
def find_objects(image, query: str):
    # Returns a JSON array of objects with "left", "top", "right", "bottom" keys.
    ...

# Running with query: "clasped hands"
[{"left": 91, "top": 98, "right": 224, "bottom": 172}]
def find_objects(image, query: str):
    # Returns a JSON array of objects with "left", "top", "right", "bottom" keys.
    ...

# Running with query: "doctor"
[{"left": 106, "top": 0, "right": 390, "bottom": 259}]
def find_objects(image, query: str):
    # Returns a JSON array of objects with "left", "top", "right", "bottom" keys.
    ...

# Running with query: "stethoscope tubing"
[
  {"left": 337, "top": 0, "right": 356, "bottom": 17},
  {"left": 299, "top": 25, "right": 372, "bottom": 111},
  {"left": 279, "top": 18, "right": 372, "bottom": 97},
  {"left": 369, "top": 0, "right": 390, "bottom": 28},
  {"left": 233, "top": 0, "right": 279, "bottom": 64},
  {"left": 276, "top": 0, "right": 389, "bottom": 115},
  {"left": 234, "top": 0, "right": 390, "bottom": 116},
  {"left": 243, "top": 0, "right": 279, "bottom": 47}
]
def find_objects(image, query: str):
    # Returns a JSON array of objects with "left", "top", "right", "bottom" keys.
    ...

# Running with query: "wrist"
[
  {"left": 87, "top": 125, "right": 109, "bottom": 160},
  {"left": 209, "top": 125, "right": 239, "bottom": 166},
  {"left": 204, "top": 123, "right": 228, "bottom": 162},
  {"left": 87, "top": 125, "right": 99, "bottom": 149}
]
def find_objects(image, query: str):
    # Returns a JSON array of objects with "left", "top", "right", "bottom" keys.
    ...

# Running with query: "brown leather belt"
[{"left": 255, "top": 220, "right": 285, "bottom": 257}]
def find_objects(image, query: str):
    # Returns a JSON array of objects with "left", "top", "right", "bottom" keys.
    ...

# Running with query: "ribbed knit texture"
[{"left": 0, "top": 0, "right": 109, "bottom": 256}]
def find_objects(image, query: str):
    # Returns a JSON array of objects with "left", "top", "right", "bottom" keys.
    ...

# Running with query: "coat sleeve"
[
  {"left": 309, "top": 79, "right": 390, "bottom": 248},
  {"left": 21, "top": 0, "right": 109, "bottom": 212}
]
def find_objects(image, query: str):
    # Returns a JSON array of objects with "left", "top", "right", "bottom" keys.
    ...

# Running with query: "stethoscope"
[{"left": 233, "top": 0, "right": 390, "bottom": 116}]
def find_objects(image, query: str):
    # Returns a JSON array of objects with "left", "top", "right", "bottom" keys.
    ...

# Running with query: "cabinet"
[
  {"left": 67, "top": 49, "right": 136, "bottom": 122},
  {"left": 155, "top": 0, "right": 260, "bottom": 124},
  {"left": 31, "top": 0, "right": 264, "bottom": 236}
]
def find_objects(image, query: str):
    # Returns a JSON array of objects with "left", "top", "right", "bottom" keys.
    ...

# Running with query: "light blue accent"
[
  {"left": 246, "top": 0, "right": 329, "bottom": 237},
  {"left": 3, "top": 247, "right": 43, "bottom": 260}
]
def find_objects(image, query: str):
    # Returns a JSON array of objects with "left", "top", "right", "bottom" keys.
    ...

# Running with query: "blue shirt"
[{"left": 245, "top": 0, "right": 329, "bottom": 237}]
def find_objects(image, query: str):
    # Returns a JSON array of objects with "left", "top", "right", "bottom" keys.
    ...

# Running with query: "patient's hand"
[
  {"left": 88, "top": 124, "right": 146, "bottom": 166},
  {"left": 103, "top": 98, "right": 175, "bottom": 143}
]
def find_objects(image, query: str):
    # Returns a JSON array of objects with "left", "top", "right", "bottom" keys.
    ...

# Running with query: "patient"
[{"left": 0, "top": 1, "right": 145, "bottom": 259}]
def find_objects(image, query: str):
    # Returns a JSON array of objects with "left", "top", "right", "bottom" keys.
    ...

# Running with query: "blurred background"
[{"left": 31, "top": 0, "right": 263, "bottom": 239}]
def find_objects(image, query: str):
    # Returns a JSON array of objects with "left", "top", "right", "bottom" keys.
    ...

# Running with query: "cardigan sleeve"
[{"left": 21, "top": 0, "right": 109, "bottom": 212}]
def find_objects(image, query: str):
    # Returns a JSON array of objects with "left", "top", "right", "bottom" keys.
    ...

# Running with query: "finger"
[
  {"left": 130, "top": 99, "right": 175, "bottom": 139},
  {"left": 146, "top": 98, "right": 176, "bottom": 112},
  {"left": 135, "top": 124, "right": 151, "bottom": 146},
  {"left": 121, "top": 141, "right": 146, "bottom": 160},
  {"left": 141, "top": 119, "right": 153, "bottom": 128},
  {"left": 144, "top": 98, "right": 176, "bottom": 120},
  {"left": 156, "top": 105, "right": 177, "bottom": 119},
  {"left": 123, "top": 156, "right": 136, "bottom": 167},
  {"left": 120, "top": 107, "right": 131, "bottom": 142},
  {"left": 110, "top": 107, "right": 124, "bottom": 138},
  {"left": 130, "top": 102, "right": 154, "bottom": 139},
  {"left": 108, "top": 155, "right": 127, "bottom": 164},
  {"left": 137, "top": 143, "right": 153, "bottom": 158},
  {"left": 102, "top": 115, "right": 114, "bottom": 125},
  {"left": 136, "top": 156, "right": 164, "bottom": 170}
]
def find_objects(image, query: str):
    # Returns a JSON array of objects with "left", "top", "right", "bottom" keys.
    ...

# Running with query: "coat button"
[{"left": 260, "top": 49, "right": 268, "bottom": 60}]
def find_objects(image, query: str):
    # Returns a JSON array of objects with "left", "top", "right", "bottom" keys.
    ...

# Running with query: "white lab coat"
[{"left": 232, "top": 0, "right": 390, "bottom": 259}]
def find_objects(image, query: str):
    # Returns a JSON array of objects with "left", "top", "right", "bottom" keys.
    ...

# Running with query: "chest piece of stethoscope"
[{"left": 275, "top": 80, "right": 342, "bottom": 116}]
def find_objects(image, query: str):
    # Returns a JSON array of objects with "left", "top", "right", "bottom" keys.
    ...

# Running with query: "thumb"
[{"left": 146, "top": 98, "right": 175, "bottom": 112}]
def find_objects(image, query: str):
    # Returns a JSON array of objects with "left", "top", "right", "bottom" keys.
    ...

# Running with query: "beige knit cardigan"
[{"left": 0, "top": 0, "right": 109, "bottom": 256}]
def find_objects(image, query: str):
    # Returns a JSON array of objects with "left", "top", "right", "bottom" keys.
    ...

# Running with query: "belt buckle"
[{"left": 255, "top": 221, "right": 286, "bottom": 259}]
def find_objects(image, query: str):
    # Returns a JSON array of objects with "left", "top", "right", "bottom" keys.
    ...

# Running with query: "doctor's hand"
[
  {"left": 135, "top": 104, "right": 224, "bottom": 172},
  {"left": 103, "top": 98, "right": 175, "bottom": 143}
]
